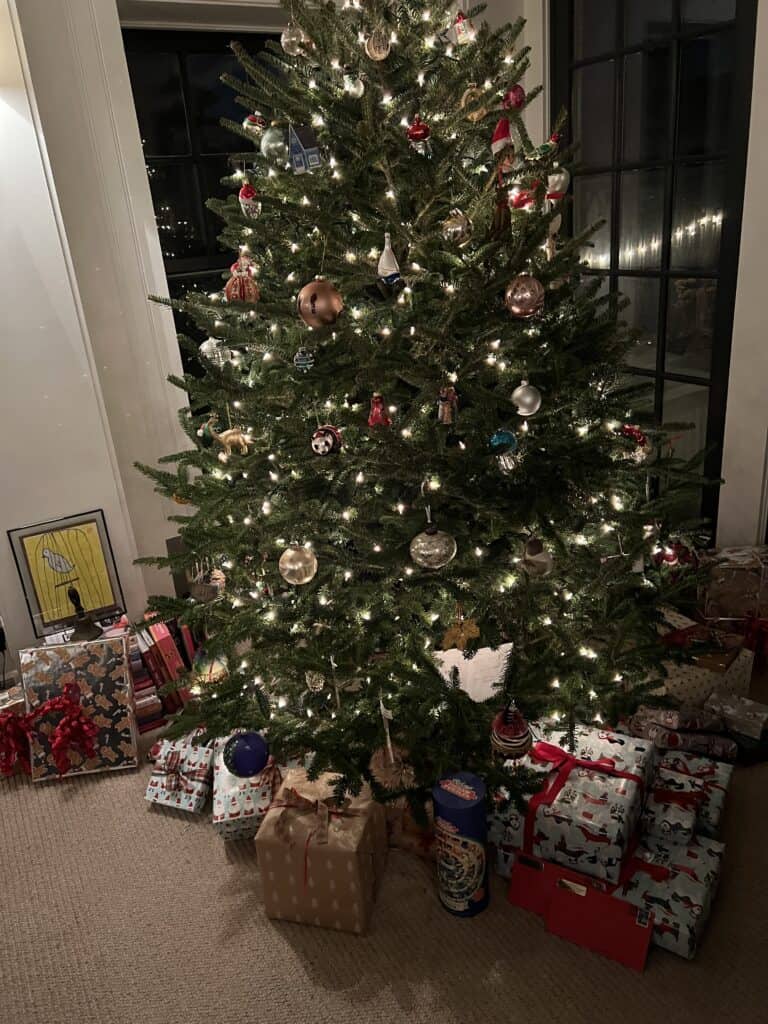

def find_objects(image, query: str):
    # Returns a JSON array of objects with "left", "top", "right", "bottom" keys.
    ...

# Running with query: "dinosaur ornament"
[{"left": 205, "top": 416, "right": 255, "bottom": 458}]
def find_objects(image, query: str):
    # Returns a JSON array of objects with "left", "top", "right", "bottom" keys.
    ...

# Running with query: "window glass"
[
  {"left": 574, "top": 0, "right": 617, "bottom": 59},
  {"left": 625, "top": 1, "right": 676, "bottom": 44},
  {"left": 572, "top": 61, "right": 615, "bottom": 167},
  {"left": 147, "top": 162, "right": 206, "bottom": 261},
  {"left": 666, "top": 278, "right": 717, "bottom": 378},
  {"left": 671, "top": 161, "right": 725, "bottom": 271},
  {"left": 619, "top": 168, "right": 665, "bottom": 271},
  {"left": 678, "top": 32, "right": 734, "bottom": 156},
  {"left": 126, "top": 52, "right": 189, "bottom": 156},
  {"left": 620, "top": 277, "right": 660, "bottom": 371},
  {"left": 623, "top": 49, "right": 674, "bottom": 163},
  {"left": 681, "top": 0, "right": 736, "bottom": 28},
  {"left": 573, "top": 173, "right": 612, "bottom": 268},
  {"left": 186, "top": 53, "right": 247, "bottom": 153}
]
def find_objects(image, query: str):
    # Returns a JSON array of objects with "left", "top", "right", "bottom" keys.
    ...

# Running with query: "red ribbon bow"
[
  {"left": 650, "top": 786, "right": 703, "bottom": 812},
  {"left": 0, "top": 681, "right": 99, "bottom": 778},
  {"left": 0, "top": 709, "right": 33, "bottom": 777},
  {"left": 154, "top": 746, "right": 211, "bottom": 795}
]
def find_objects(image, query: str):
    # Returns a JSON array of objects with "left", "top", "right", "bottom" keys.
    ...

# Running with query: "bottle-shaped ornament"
[
  {"left": 378, "top": 232, "right": 401, "bottom": 289},
  {"left": 368, "top": 392, "right": 392, "bottom": 428},
  {"left": 437, "top": 386, "right": 458, "bottom": 425}
]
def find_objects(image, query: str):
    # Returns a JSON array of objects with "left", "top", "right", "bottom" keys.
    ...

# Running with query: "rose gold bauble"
[
  {"left": 297, "top": 278, "right": 344, "bottom": 328},
  {"left": 504, "top": 273, "right": 545, "bottom": 318}
]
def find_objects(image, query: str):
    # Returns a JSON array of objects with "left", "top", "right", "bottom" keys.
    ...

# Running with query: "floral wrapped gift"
[
  {"left": 642, "top": 768, "right": 705, "bottom": 846},
  {"left": 212, "top": 734, "right": 281, "bottom": 840},
  {"left": 145, "top": 735, "right": 214, "bottom": 813},
  {"left": 256, "top": 768, "right": 388, "bottom": 934},
  {"left": 657, "top": 751, "right": 733, "bottom": 838},
  {"left": 705, "top": 690, "right": 768, "bottom": 740},
  {"left": 20, "top": 638, "right": 138, "bottom": 782},
  {"left": 488, "top": 739, "right": 645, "bottom": 884}
]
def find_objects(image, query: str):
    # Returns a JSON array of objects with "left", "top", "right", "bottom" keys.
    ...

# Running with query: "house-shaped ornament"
[{"left": 288, "top": 124, "right": 322, "bottom": 174}]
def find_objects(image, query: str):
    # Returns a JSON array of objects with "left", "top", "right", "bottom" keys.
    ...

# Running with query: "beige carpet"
[{"left": 1, "top": 752, "right": 766, "bottom": 1024}]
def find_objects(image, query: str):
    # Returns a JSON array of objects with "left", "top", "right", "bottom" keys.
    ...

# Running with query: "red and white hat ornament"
[
  {"left": 238, "top": 182, "right": 262, "bottom": 220},
  {"left": 491, "top": 117, "right": 512, "bottom": 156}
]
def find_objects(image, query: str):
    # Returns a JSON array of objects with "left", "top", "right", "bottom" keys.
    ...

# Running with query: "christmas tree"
[{"left": 139, "top": 1, "right": 704, "bottom": 803}]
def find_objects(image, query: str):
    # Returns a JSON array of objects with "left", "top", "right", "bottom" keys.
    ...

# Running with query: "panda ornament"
[{"left": 311, "top": 424, "right": 342, "bottom": 456}]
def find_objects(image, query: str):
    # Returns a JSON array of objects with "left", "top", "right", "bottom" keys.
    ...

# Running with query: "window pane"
[
  {"left": 200, "top": 156, "right": 236, "bottom": 255},
  {"left": 169, "top": 272, "right": 229, "bottom": 374},
  {"left": 681, "top": 0, "right": 736, "bottom": 28},
  {"left": 625, "top": 1, "right": 676, "bottom": 44},
  {"left": 573, "top": 61, "right": 615, "bottom": 167},
  {"left": 574, "top": 0, "right": 617, "bottom": 59},
  {"left": 186, "top": 53, "right": 246, "bottom": 154},
  {"left": 666, "top": 278, "right": 717, "bottom": 378},
  {"left": 573, "top": 173, "right": 612, "bottom": 269},
  {"left": 623, "top": 49, "right": 674, "bottom": 163},
  {"left": 126, "top": 52, "right": 189, "bottom": 156},
  {"left": 621, "top": 374, "right": 657, "bottom": 415},
  {"left": 678, "top": 33, "right": 734, "bottom": 156},
  {"left": 620, "top": 277, "right": 660, "bottom": 371},
  {"left": 662, "top": 379, "right": 709, "bottom": 516},
  {"left": 147, "top": 162, "right": 206, "bottom": 261},
  {"left": 671, "top": 162, "right": 725, "bottom": 271},
  {"left": 619, "top": 168, "right": 665, "bottom": 270}
]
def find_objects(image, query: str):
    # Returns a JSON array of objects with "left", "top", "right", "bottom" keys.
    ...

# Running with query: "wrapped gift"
[
  {"left": 0, "top": 685, "right": 24, "bottom": 715},
  {"left": 20, "top": 638, "right": 138, "bottom": 782},
  {"left": 659, "top": 608, "right": 752, "bottom": 705},
  {"left": 637, "top": 705, "right": 723, "bottom": 733},
  {"left": 641, "top": 768, "right": 705, "bottom": 846},
  {"left": 212, "top": 734, "right": 281, "bottom": 840},
  {"left": 145, "top": 735, "right": 214, "bottom": 813},
  {"left": 629, "top": 705, "right": 738, "bottom": 760},
  {"left": 705, "top": 690, "right": 768, "bottom": 740},
  {"left": 0, "top": 686, "right": 31, "bottom": 778},
  {"left": 256, "top": 769, "right": 388, "bottom": 934},
  {"left": 638, "top": 834, "right": 725, "bottom": 890},
  {"left": 544, "top": 724, "right": 657, "bottom": 789},
  {"left": 657, "top": 751, "right": 733, "bottom": 838},
  {"left": 488, "top": 739, "right": 645, "bottom": 884},
  {"left": 614, "top": 855, "right": 717, "bottom": 959},
  {"left": 700, "top": 545, "right": 768, "bottom": 622}
]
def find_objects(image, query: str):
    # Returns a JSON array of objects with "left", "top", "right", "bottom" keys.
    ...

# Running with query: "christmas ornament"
[
  {"left": 490, "top": 704, "right": 532, "bottom": 759},
  {"left": 532, "top": 132, "right": 561, "bottom": 160},
  {"left": 193, "top": 654, "right": 228, "bottom": 686},
  {"left": 297, "top": 278, "right": 343, "bottom": 327},
  {"left": 343, "top": 67, "right": 365, "bottom": 98},
  {"left": 491, "top": 117, "right": 513, "bottom": 157},
  {"left": 547, "top": 167, "right": 571, "bottom": 196},
  {"left": 311, "top": 424, "right": 342, "bottom": 455},
  {"left": 204, "top": 417, "right": 255, "bottom": 457},
  {"left": 442, "top": 208, "right": 472, "bottom": 247},
  {"left": 281, "top": 21, "right": 310, "bottom": 56},
  {"left": 522, "top": 537, "right": 553, "bottom": 576},
  {"left": 238, "top": 182, "right": 261, "bottom": 220},
  {"left": 377, "top": 232, "right": 401, "bottom": 286},
  {"left": 460, "top": 84, "right": 488, "bottom": 123},
  {"left": 260, "top": 123, "right": 288, "bottom": 161},
  {"left": 305, "top": 671, "right": 325, "bottom": 693},
  {"left": 198, "top": 337, "right": 233, "bottom": 367},
  {"left": 453, "top": 11, "right": 475, "bottom": 45},
  {"left": 505, "top": 273, "right": 545, "bottom": 318},
  {"left": 365, "top": 27, "right": 391, "bottom": 61},
  {"left": 511, "top": 380, "right": 542, "bottom": 417},
  {"left": 410, "top": 524, "right": 457, "bottom": 570},
  {"left": 278, "top": 545, "right": 318, "bottom": 585},
  {"left": 406, "top": 114, "right": 431, "bottom": 155},
  {"left": 189, "top": 565, "right": 226, "bottom": 602},
  {"left": 369, "top": 744, "right": 416, "bottom": 791},
  {"left": 293, "top": 347, "right": 315, "bottom": 372},
  {"left": 242, "top": 112, "right": 267, "bottom": 137},
  {"left": 223, "top": 731, "right": 269, "bottom": 777},
  {"left": 368, "top": 392, "right": 392, "bottom": 427},
  {"left": 508, "top": 184, "right": 540, "bottom": 213},
  {"left": 224, "top": 255, "right": 260, "bottom": 304},
  {"left": 437, "top": 385, "right": 459, "bottom": 425},
  {"left": 620, "top": 423, "right": 651, "bottom": 463},
  {"left": 497, "top": 450, "right": 522, "bottom": 475},
  {"left": 502, "top": 84, "right": 526, "bottom": 110},
  {"left": 196, "top": 421, "right": 214, "bottom": 448},
  {"left": 489, "top": 429, "right": 518, "bottom": 454},
  {"left": 442, "top": 607, "right": 480, "bottom": 651}
]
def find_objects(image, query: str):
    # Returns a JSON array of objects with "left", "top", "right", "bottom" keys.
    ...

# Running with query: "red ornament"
[
  {"left": 238, "top": 183, "right": 261, "bottom": 220},
  {"left": 368, "top": 392, "right": 392, "bottom": 427},
  {"left": 406, "top": 114, "right": 431, "bottom": 143},
  {"left": 224, "top": 254, "right": 261, "bottom": 304},
  {"left": 490, "top": 704, "right": 532, "bottom": 759},
  {"left": 620, "top": 423, "right": 648, "bottom": 448},
  {"left": 491, "top": 116, "right": 512, "bottom": 156},
  {"left": 502, "top": 84, "right": 526, "bottom": 110}
]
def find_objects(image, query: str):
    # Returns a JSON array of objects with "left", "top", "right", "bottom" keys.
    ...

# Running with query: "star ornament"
[{"left": 442, "top": 617, "right": 480, "bottom": 651}]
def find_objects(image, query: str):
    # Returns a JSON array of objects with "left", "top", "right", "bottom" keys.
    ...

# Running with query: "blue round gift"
[{"left": 432, "top": 771, "right": 489, "bottom": 917}]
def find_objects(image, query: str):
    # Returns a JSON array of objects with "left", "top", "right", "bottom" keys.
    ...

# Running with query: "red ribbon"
[
  {"left": 743, "top": 616, "right": 768, "bottom": 669},
  {"left": 650, "top": 786, "right": 703, "bottom": 812},
  {"left": 0, "top": 710, "right": 33, "bottom": 777},
  {"left": 154, "top": 746, "right": 212, "bottom": 795},
  {"left": 0, "top": 681, "right": 99, "bottom": 778},
  {"left": 510, "top": 183, "right": 566, "bottom": 209},
  {"left": 523, "top": 741, "right": 643, "bottom": 856}
]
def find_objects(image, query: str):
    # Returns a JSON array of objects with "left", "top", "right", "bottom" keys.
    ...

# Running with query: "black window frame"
[{"left": 550, "top": 0, "right": 758, "bottom": 529}]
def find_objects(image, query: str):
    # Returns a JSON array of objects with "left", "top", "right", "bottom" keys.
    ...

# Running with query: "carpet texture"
[{"left": 1, "top": 751, "right": 766, "bottom": 1024}]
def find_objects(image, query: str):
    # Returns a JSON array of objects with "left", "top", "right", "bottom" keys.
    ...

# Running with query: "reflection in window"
[
  {"left": 622, "top": 48, "right": 674, "bottom": 163},
  {"left": 671, "top": 162, "right": 725, "bottom": 270},
  {"left": 620, "top": 277, "right": 660, "bottom": 371},
  {"left": 619, "top": 168, "right": 665, "bottom": 270},
  {"left": 572, "top": 61, "right": 615, "bottom": 167},
  {"left": 678, "top": 32, "right": 734, "bottom": 156},
  {"left": 666, "top": 278, "right": 717, "bottom": 379},
  {"left": 574, "top": 173, "right": 612, "bottom": 268}
]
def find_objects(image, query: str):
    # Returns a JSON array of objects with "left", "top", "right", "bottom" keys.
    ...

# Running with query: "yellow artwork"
[{"left": 21, "top": 521, "right": 116, "bottom": 625}]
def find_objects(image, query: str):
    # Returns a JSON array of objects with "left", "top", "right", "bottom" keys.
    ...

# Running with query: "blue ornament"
[
  {"left": 223, "top": 731, "right": 269, "bottom": 778},
  {"left": 489, "top": 429, "right": 518, "bottom": 454}
]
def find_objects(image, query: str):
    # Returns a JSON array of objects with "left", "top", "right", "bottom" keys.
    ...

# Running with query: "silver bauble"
[
  {"left": 305, "top": 671, "right": 325, "bottom": 693},
  {"left": 260, "top": 125, "right": 288, "bottom": 161},
  {"left": 198, "top": 337, "right": 233, "bottom": 366},
  {"left": 442, "top": 208, "right": 472, "bottom": 247},
  {"left": 410, "top": 527, "right": 457, "bottom": 570},
  {"left": 343, "top": 73, "right": 365, "bottom": 99},
  {"left": 511, "top": 380, "right": 542, "bottom": 417},
  {"left": 522, "top": 538, "right": 553, "bottom": 576},
  {"left": 278, "top": 546, "right": 318, "bottom": 585},
  {"left": 281, "top": 22, "right": 309, "bottom": 56}
]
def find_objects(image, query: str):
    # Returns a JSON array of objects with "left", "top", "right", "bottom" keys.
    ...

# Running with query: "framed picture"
[{"left": 8, "top": 510, "right": 124, "bottom": 637}]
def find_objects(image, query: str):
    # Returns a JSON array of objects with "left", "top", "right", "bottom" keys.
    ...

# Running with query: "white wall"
[{"left": 0, "top": 0, "right": 147, "bottom": 661}]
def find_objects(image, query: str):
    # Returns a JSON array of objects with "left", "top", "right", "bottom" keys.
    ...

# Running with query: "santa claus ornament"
[
  {"left": 368, "top": 392, "right": 392, "bottom": 427},
  {"left": 311, "top": 424, "right": 342, "bottom": 456},
  {"left": 224, "top": 254, "right": 260, "bottom": 304},
  {"left": 238, "top": 183, "right": 261, "bottom": 220},
  {"left": 437, "top": 385, "right": 459, "bottom": 425},
  {"left": 242, "top": 112, "right": 267, "bottom": 138},
  {"left": 453, "top": 11, "right": 475, "bottom": 45}
]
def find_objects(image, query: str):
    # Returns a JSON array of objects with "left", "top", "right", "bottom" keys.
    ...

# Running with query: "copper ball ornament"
[
  {"left": 297, "top": 278, "right": 344, "bottom": 328},
  {"left": 278, "top": 546, "right": 318, "bottom": 585},
  {"left": 505, "top": 273, "right": 545, "bottom": 318}
]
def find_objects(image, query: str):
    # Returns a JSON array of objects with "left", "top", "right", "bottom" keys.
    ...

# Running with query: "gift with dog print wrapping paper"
[
  {"left": 544, "top": 725, "right": 658, "bottom": 789},
  {"left": 145, "top": 734, "right": 214, "bottom": 813},
  {"left": 656, "top": 751, "right": 733, "bottom": 838},
  {"left": 641, "top": 767, "right": 706, "bottom": 846},
  {"left": 488, "top": 737, "right": 645, "bottom": 885}
]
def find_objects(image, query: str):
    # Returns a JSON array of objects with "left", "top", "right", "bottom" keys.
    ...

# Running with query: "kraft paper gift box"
[
  {"left": 212, "top": 735, "right": 281, "bottom": 840},
  {"left": 145, "top": 735, "right": 214, "bottom": 813},
  {"left": 256, "top": 768, "right": 388, "bottom": 934},
  {"left": 657, "top": 751, "right": 733, "bottom": 838},
  {"left": 659, "top": 609, "right": 753, "bottom": 706},
  {"left": 488, "top": 739, "right": 645, "bottom": 885},
  {"left": 700, "top": 545, "right": 768, "bottom": 622},
  {"left": 20, "top": 638, "right": 138, "bottom": 781},
  {"left": 706, "top": 690, "right": 768, "bottom": 740},
  {"left": 641, "top": 768, "right": 705, "bottom": 846}
]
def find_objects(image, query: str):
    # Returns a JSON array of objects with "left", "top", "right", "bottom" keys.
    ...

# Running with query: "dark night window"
[{"left": 551, "top": 0, "right": 757, "bottom": 525}]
